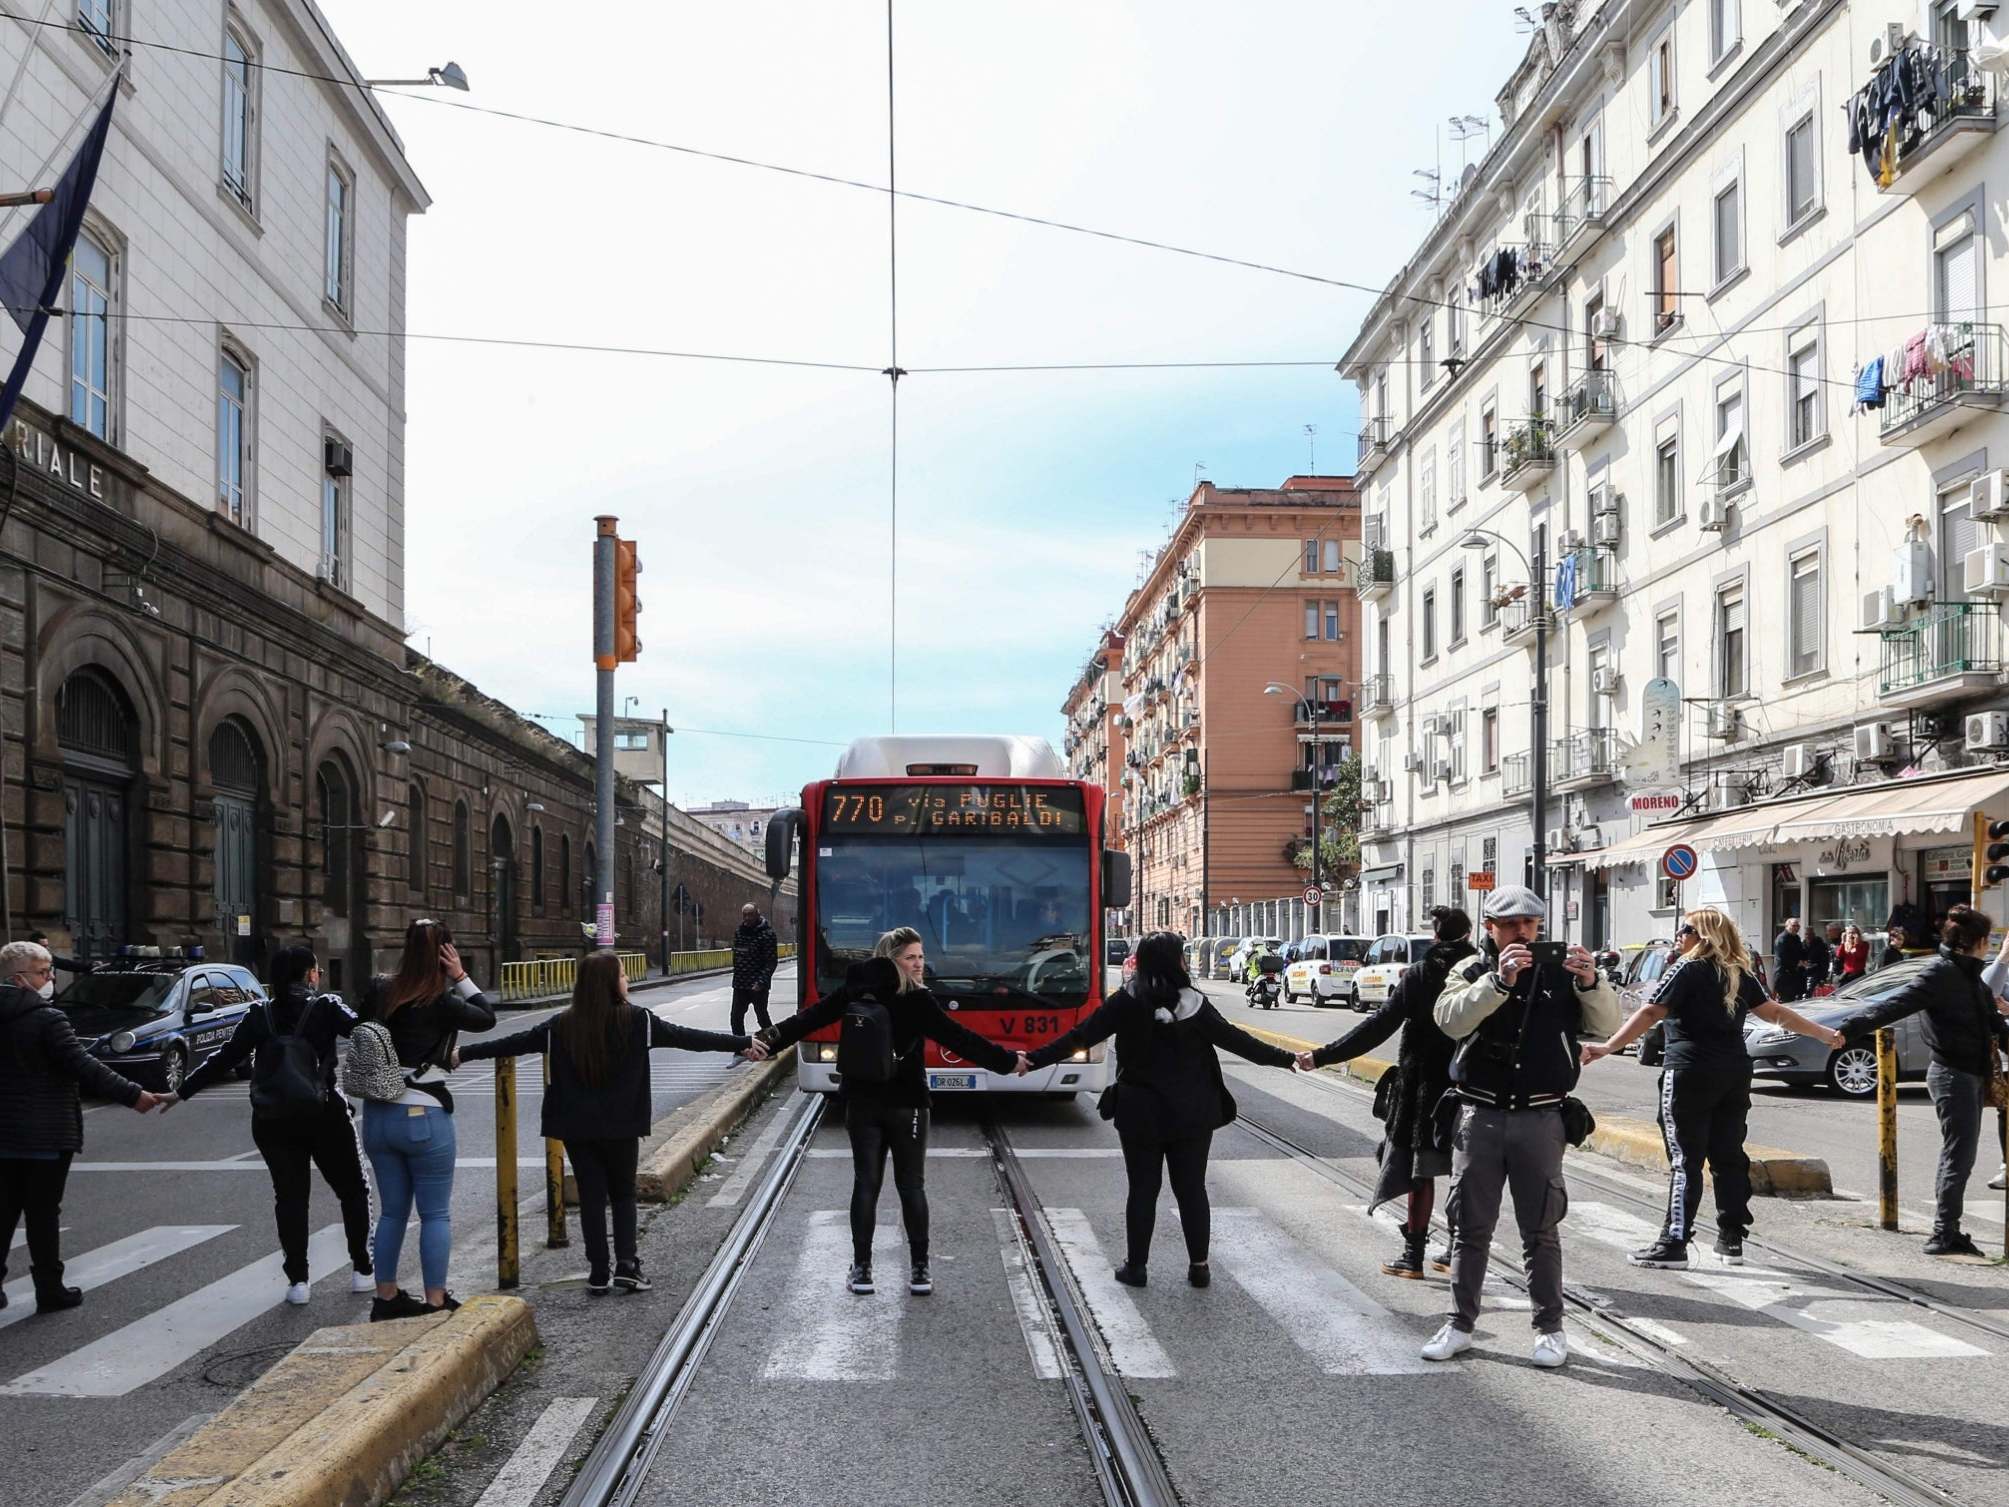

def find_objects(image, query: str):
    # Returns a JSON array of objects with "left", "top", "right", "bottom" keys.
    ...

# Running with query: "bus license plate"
[{"left": 929, "top": 1072, "right": 979, "bottom": 1091}]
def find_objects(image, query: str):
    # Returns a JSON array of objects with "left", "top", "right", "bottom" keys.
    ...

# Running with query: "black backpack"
[
  {"left": 250, "top": 996, "right": 329, "bottom": 1122},
  {"left": 837, "top": 994, "right": 900, "bottom": 1084}
]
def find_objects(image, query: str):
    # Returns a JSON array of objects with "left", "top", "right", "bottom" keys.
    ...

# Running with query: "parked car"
[
  {"left": 1282, "top": 934, "right": 1370, "bottom": 1007},
  {"left": 57, "top": 951, "right": 266, "bottom": 1093},
  {"left": 1744, "top": 958, "right": 1931, "bottom": 1097},
  {"left": 1620, "top": 940, "right": 1680, "bottom": 1065},
  {"left": 1353, "top": 933, "right": 1432, "bottom": 1009},
  {"left": 1227, "top": 936, "right": 1283, "bottom": 980},
  {"left": 1104, "top": 936, "right": 1132, "bottom": 966}
]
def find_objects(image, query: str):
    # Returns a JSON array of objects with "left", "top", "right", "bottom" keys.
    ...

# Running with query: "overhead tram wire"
[
  {"left": 884, "top": 0, "right": 901, "bottom": 735},
  {"left": 1, "top": 9, "right": 1945, "bottom": 410}
]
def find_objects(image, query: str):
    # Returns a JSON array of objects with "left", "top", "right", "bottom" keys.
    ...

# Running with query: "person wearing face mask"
[{"left": 0, "top": 940, "right": 161, "bottom": 1313}]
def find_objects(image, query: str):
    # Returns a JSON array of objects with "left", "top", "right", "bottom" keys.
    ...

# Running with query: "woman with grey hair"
[
  {"left": 0, "top": 940, "right": 160, "bottom": 1312},
  {"left": 751, "top": 927, "right": 1016, "bottom": 1297}
]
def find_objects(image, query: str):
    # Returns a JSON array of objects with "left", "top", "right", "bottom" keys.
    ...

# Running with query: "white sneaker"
[
  {"left": 284, "top": 1281, "right": 311, "bottom": 1306},
  {"left": 1990, "top": 1165, "right": 2006, "bottom": 1192},
  {"left": 1531, "top": 1331, "right": 1569, "bottom": 1369},
  {"left": 350, "top": 1271, "right": 376, "bottom": 1294},
  {"left": 1420, "top": 1322, "right": 1473, "bottom": 1362}
]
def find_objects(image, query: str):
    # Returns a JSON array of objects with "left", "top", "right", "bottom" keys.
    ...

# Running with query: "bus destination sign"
[{"left": 823, "top": 785, "right": 1086, "bottom": 836}]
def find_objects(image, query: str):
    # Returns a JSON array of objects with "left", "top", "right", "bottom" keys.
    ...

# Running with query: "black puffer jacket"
[
  {"left": 732, "top": 917, "right": 779, "bottom": 989},
  {"left": 0, "top": 983, "right": 146, "bottom": 1154},
  {"left": 1838, "top": 947, "right": 2009, "bottom": 1078},
  {"left": 178, "top": 985, "right": 360, "bottom": 1102},
  {"left": 758, "top": 957, "right": 1015, "bottom": 1107},
  {"left": 1312, "top": 938, "right": 1474, "bottom": 1150}
]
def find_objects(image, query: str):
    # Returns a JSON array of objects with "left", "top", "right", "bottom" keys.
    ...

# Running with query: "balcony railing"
[
  {"left": 1872, "top": 49, "right": 1998, "bottom": 194},
  {"left": 1558, "top": 546, "right": 1619, "bottom": 614},
  {"left": 1878, "top": 600, "right": 2003, "bottom": 705},
  {"left": 1555, "top": 175, "right": 1612, "bottom": 250},
  {"left": 1357, "top": 414, "right": 1391, "bottom": 472},
  {"left": 1355, "top": 546, "right": 1396, "bottom": 601},
  {"left": 1502, "top": 751, "right": 1531, "bottom": 799},
  {"left": 1497, "top": 418, "right": 1556, "bottom": 490},
  {"left": 1359, "top": 671, "right": 1395, "bottom": 718},
  {"left": 1478, "top": 242, "right": 1553, "bottom": 320},
  {"left": 1554, "top": 368, "right": 1617, "bottom": 447},
  {"left": 1552, "top": 727, "right": 1618, "bottom": 789},
  {"left": 1878, "top": 323, "right": 2009, "bottom": 442},
  {"left": 1359, "top": 802, "right": 1394, "bottom": 838}
]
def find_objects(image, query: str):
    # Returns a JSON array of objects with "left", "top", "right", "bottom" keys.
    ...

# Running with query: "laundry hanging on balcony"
[
  {"left": 1843, "top": 41, "right": 1979, "bottom": 186},
  {"left": 1852, "top": 355, "right": 1888, "bottom": 411},
  {"left": 1471, "top": 245, "right": 1542, "bottom": 305},
  {"left": 1552, "top": 551, "right": 1579, "bottom": 613}
]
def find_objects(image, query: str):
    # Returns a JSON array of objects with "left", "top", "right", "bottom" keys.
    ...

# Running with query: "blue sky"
[{"left": 330, "top": 1, "right": 1521, "bottom": 806}]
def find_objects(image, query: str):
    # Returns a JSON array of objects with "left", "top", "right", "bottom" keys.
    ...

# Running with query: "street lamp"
[
  {"left": 366, "top": 62, "right": 471, "bottom": 90},
  {"left": 1265, "top": 682, "right": 1322, "bottom": 927},
  {"left": 1459, "top": 528, "right": 1551, "bottom": 901}
]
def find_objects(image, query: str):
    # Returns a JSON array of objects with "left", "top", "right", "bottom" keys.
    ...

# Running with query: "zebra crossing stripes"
[
  {"left": 0, "top": 1225, "right": 231, "bottom": 1332},
  {"left": 1043, "top": 1208, "right": 1175, "bottom": 1377},
  {"left": 761, "top": 1212, "right": 907, "bottom": 1381}
]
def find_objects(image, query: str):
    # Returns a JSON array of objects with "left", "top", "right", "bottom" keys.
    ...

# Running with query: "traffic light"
[
  {"left": 1977, "top": 813, "right": 2009, "bottom": 889},
  {"left": 614, "top": 537, "right": 642, "bottom": 662}
]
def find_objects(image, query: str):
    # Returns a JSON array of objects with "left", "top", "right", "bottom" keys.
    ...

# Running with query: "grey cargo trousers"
[{"left": 1446, "top": 1102, "right": 1568, "bottom": 1334}]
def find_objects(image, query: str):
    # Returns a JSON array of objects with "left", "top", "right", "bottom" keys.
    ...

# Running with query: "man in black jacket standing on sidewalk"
[
  {"left": 731, "top": 903, "right": 780, "bottom": 1035},
  {"left": 1772, "top": 918, "right": 1807, "bottom": 1001},
  {"left": 1422, "top": 886, "right": 1621, "bottom": 1370},
  {"left": 0, "top": 940, "right": 160, "bottom": 1312}
]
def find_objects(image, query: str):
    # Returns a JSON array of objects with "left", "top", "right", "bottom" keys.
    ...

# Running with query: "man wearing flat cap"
[{"left": 1418, "top": 884, "right": 1620, "bottom": 1369}]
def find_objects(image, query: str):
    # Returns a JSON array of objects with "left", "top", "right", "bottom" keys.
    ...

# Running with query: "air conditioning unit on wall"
[
  {"left": 1971, "top": 469, "right": 2009, "bottom": 521},
  {"left": 1859, "top": 586, "right": 1899, "bottom": 632},
  {"left": 1699, "top": 498, "right": 1730, "bottom": 532},
  {"left": 1592, "top": 308, "right": 1621, "bottom": 338},
  {"left": 1707, "top": 703, "right": 1742, "bottom": 740},
  {"left": 1590, "top": 666, "right": 1620, "bottom": 695},
  {"left": 1781, "top": 744, "right": 1817, "bottom": 780},
  {"left": 1967, "top": 711, "right": 2009, "bottom": 751},
  {"left": 1855, "top": 722, "right": 1902, "bottom": 763},
  {"left": 1593, "top": 512, "right": 1622, "bottom": 547}
]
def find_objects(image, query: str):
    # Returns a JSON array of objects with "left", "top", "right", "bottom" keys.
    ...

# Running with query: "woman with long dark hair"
[
  {"left": 165, "top": 945, "right": 374, "bottom": 1306},
  {"left": 1296, "top": 905, "right": 1474, "bottom": 1279},
  {"left": 457, "top": 952, "right": 755, "bottom": 1292},
  {"left": 1019, "top": 931, "right": 1297, "bottom": 1288},
  {"left": 1584, "top": 908, "right": 1841, "bottom": 1268},
  {"left": 751, "top": 927, "right": 1017, "bottom": 1297},
  {"left": 357, "top": 919, "right": 497, "bottom": 1318}
]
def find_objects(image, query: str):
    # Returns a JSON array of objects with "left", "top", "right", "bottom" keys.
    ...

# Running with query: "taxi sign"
[
  {"left": 1302, "top": 885, "right": 1324, "bottom": 907},
  {"left": 1467, "top": 870, "right": 1496, "bottom": 891},
  {"left": 1660, "top": 843, "right": 1699, "bottom": 881}
]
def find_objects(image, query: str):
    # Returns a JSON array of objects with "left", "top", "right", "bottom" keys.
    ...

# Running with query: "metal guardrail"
[{"left": 497, "top": 944, "right": 797, "bottom": 1001}]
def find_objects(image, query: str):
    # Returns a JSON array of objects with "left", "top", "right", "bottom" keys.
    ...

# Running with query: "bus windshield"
[{"left": 814, "top": 837, "right": 1093, "bottom": 1006}]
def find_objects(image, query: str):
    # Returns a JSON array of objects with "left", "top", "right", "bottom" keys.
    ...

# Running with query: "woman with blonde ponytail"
[{"left": 1582, "top": 908, "right": 1841, "bottom": 1268}]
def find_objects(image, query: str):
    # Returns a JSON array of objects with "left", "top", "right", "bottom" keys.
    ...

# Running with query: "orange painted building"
[{"left": 1084, "top": 476, "right": 1360, "bottom": 939}]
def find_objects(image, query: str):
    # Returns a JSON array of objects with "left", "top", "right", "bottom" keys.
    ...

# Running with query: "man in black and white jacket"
[
  {"left": 1421, "top": 886, "right": 1620, "bottom": 1370},
  {"left": 731, "top": 904, "right": 780, "bottom": 1034}
]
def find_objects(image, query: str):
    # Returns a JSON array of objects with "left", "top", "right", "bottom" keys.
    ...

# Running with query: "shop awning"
[{"left": 1769, "top": 768, "right": 2009, "bottom": 845}]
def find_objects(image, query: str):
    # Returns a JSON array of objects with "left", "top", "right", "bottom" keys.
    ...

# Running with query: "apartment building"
[
  {"left": 1341, "top": 0, "right": 2009, "bottom": 951},
  {"left": 1062, "top": 627, "right": 1127, "bottom": 851},
  {"left": 1085, "top": 477, "right": 1360, "bottom": 939}
]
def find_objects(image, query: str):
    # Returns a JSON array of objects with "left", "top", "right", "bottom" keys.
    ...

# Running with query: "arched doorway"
[
  {"left": 209, "top": 719, "right": 264, "bottom": 968},
  {"left": 490, "top": 812, "right": 517, "bottom": 973},
  {"left": 314, "top": 755, "right": 366, "bottom": 996},
  {"left": 57, "top": 669, "right": 135, "bottom": 959}
]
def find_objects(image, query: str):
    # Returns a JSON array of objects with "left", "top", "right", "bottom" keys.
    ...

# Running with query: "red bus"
[{"left": 763, "top": 735, "right": 1130, "bottom": 1097}]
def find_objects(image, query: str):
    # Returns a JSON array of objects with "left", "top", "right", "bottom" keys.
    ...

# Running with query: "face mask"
[{"left": 35, "top": 979, "right": 55, "bottom": 1001}]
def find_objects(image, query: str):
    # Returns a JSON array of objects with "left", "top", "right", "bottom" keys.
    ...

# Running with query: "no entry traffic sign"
[{"left": 1660, "top": 843, "right": 1699, "bottom": 882}]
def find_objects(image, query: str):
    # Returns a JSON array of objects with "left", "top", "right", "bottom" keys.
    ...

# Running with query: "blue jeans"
[{"left": 363, "top": 1102, "right": 456, "bottom": 1292}]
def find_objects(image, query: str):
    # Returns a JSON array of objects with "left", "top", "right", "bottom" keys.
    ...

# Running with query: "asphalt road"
[
  {"left": 2, "top": 964, "right": 787, "bottom": 1507},
  {"left": 1200, "top": 976, "right": 2009, "bottom": 1246}
]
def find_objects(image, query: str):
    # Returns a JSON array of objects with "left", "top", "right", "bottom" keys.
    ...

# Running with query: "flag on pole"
[{"left": 0, "top": 82, "right": 118, "bottom": 434}]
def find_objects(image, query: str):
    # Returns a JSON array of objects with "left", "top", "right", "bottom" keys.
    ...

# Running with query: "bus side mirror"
[
  {"left": 1102, "top": 851, "right": 1133, "bottom": 910},
  {"left": 766, "top": 809, "right": 802, "bottom": 883}
]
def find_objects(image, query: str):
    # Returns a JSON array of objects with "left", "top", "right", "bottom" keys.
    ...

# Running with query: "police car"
[{"left": 56, "top": 947, "right": 266, "bottom": 1093}]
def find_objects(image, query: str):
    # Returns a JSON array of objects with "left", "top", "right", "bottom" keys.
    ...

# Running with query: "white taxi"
[
  {"left": 1353, "top": 933, "right": 1434, "bottom": 1008},
  {"left": 1281, "top": 934, "right": 1370, "bottom": 1007}
]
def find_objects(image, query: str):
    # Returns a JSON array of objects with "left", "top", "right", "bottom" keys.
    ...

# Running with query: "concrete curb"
[
  {"left": 1239, "top": 1024, "right": 1834, "bottom": 1197},
  {"left": 561, "top": 1052, "right": 795, "bottom": 1205},
  {"left": 106, "top": 1294, "right": 537, "bottom": 1507}
]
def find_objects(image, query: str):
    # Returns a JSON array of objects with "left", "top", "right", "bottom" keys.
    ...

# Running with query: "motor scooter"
[{"left": 1246, "top": 959, "right": 1283, "bottom": 1009}]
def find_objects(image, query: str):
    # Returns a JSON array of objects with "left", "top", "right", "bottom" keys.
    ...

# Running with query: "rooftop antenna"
[
  {"left": 1193, "top": 462, "right": 1207, "bottom": 489},
  {"left": 1410, "top": 166, "right": 1442, "bottom": 211},
  {"left": 1449, "top": 113, "right": 1490, "bottom": 177},
  {"left": 1511, "top": 5, "right": 1539, "bottom": 31},
  {"left": 1304, "top": 423, "right": 1318, "bottom": 472}
]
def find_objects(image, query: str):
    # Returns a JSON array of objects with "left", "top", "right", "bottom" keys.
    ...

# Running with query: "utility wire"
[{"left": 884, "top": 0, "right": 900, "bottom": 735}]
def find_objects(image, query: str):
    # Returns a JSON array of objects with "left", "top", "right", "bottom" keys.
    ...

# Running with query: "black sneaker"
[
  {"left": 1626, "top": 1239, "right": 1690, "bottom": 1269},
  {"left": 1187, "top": 1262, "right": 1210, "bottom": 1289},
  {"left": 908, "top": 1261, "right": 932, "bottom": 1296},
  {"left": 847, "top": 1263, "right": 874, "bottom": 1295},
  {"left": 1430, "top": 1243, "right": 1453, "bottom": 1274},
  {"left": 586, "top": 1270, "right": 612, "bottom": 1295},
  {"left": 426, "top": 1292, "right": 461, "bottom": 1313},
  {"left": 1713, "top": 1233, "right": 1745, "bottom": 1266},
  {"left": 1923, "top": 1230, "right": 1985, "bottom": 1257},
  {"left": 614, "top": 1261, "right": 652, "bottom": 1293},
  {"left": 1113, "top": 1262, "right": 1148, "bottom": 1288},
  {"left": 369, "top": 1290, "right": 430, "bottom": 1322},
  {"left": 33, "top": 1284, "right": 82, "bottom": 1314}
]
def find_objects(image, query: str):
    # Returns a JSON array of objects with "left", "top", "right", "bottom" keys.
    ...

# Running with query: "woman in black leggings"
[
  {"left": 1022, "top": 931, "right": 1297, "bottom": 1287},
  {"left": 755, "top": 928, "right": 1017, "bottom": 1297},
  {"left": 458, "top": 951, "right": 755, "bottom": 1292}
]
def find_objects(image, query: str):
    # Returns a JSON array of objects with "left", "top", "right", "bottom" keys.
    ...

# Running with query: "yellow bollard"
[
  {"left": 544, "top": 1053, "right": 568, "bottom": 1248},
  {"left": 496, "top": 1058, "right": 519, "bottom": 1289},
  {"left": 1875, "top": 1027, "right": 1899, "bottom": 1232}
]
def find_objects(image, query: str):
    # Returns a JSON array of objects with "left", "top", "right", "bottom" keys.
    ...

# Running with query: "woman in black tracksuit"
[
  {"left": 1021, "top": 930, "right": 1297, "bottom": 1289},
  {"left": 1300, "top": 905, "right": 1475, "bottom": 1279},
  {"left": 458, "top": 950, "right": 754, "bottom": 1292},
  {"left": 1584, "top": 908, "right": 1840, "bottom": 1268},
  {"left": 754, "top": 927, "right": 1017, "bottom": 1297},
  {"left": 166, "top": 945, "right": 374, "bottom": 1305}
]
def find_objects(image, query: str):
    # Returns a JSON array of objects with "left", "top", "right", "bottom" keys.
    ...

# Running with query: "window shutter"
[
  {"left": 1790, "top": 557, "right": 1821, "bottom": 672},
  {"left": 1938, "top": 232, "right": 1978, "bottom": 323}
]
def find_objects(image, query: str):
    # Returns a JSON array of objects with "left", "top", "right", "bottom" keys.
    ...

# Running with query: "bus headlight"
[
  {"left": 1066, "top": 1046, "right": 1105, "bottom": 1063},
  {"left": 107, "top": 1030, "right": 136, "bottom": 1055}
]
